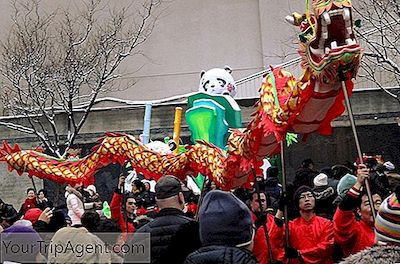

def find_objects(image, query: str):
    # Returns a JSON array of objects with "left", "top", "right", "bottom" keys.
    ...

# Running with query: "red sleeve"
[
  {"left": 297, "top": 219, "right": 334, "bottom": 264},
  {"left": 110, "top": 191, "right": 123, "bottom": 223},
  {"left": 252, "top": 227, "right": 268, "bottom": 264},
  {"left": 267, "top": 215, "right": 285, "bottom": 262},
  {"left": 333, "top": 207, "right": 357, "bottom": 247}
]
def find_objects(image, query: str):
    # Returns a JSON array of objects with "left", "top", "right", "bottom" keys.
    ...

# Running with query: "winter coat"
[
  {"left": 125, "top": 207, "right": 201, "bottom": 264},
  {"left": 264, "top": 177, "right": 282, "bottom": 201},
  {"left": 251, "top": 212, "right": 284, "bottom": 264},
  {"left": 333, "top": 192, "right": 375, "bottom": 257},
  {"left": 0, "top": 203, "right": 19, "bottom": 227},
  {"left": 18, "top": 198, "right": 38, "bottom": 217},
  {"left": 288, "top": 215, "right": 334, "bottom": 264},
  {"left": 36, "top": 199, "right": 54, "bottom": 211},
  {"left": 339, "top": 245, "right": 400, "bottom": 264},
  {"left": 65, "top": 186, "right": 84, "bottom": 226},
  {"left": 110, "top": 191, "right": 135, "bottom": 233},
  {"left": 184, "top": 245, "right": 258, "bottom": 264}
]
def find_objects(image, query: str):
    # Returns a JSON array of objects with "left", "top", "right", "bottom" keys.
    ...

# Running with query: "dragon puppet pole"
[
  {"left": 340, "top": 74, "right": 376, "bottom": 223},
  {"left": 173, "top": 107, "right": 183, "bottom": 155},
  {"left": 253, "top": 169, "right": 275, "bottom": 263},
  {"left": 194, "top": 175, "right": 207, "bottom": 221},
  {"left": 280, "top": 140, "right": 291, "bottom": 249},
  {"left": 142, "top": 103, "right": 152, "bottom": 144}
]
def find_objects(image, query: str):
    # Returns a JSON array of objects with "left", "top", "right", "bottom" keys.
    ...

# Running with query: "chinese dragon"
[{"left": 0, "top": 0, "right": 362, "bottom": 190}]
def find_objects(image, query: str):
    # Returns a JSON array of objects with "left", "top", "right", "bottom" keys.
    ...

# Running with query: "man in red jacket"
[
  {"left": 249, "top": 190, "right": 284, "bottom": 264},
  {"left": 110, "top": 175, "right": 137, "bottom": 233},
  {"left": 277, "top": 186, "right": 334, "bottom": 264},
  {"left": 333, "top": 164, "right": 383, "bottom": 257}
]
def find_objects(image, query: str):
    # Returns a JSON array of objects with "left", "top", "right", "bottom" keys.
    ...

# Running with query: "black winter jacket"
[
  {"left": 125, "top": 207, "right": 201, "bottom": 264},
  {"left": 185, "top": 245, "right": 259, "bottom": 264}
]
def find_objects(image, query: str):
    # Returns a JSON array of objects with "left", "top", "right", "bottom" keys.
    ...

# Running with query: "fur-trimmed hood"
[
  {"left": 339, "top": 245, "right": 400, "bottom": 264},
  {"left": 65, "top": 185, "right": 83, "bottom": 200}
]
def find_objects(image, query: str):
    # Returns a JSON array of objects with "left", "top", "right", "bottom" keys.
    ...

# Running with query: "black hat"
[
  {"left": 293, "top": 185, "right": 315, "bottom": 208},
  {"left": 155, "top": 175, "right": 182, "bottom": 199},
  {"left": 199, "top": 190, "right": 253, "bottom": 247}
]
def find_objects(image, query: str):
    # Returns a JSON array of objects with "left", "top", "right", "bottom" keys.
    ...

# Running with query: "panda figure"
[{"left": 198, "top": 66, "right": 237, "bottom": 97}]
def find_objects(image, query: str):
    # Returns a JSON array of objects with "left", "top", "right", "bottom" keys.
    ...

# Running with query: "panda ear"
[
  {"left": 200, "top": 70, "right": 206, "bottom": 78},
  {"left": 224, "top": 65, "right": 232, "bottom": 74}
]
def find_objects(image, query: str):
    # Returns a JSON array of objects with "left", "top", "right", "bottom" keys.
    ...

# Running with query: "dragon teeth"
[
  {"left": 330, "top": 41, "right": 338, "bottom": 49},
  {"left": 343, "top": 8, "right": 351, "bottom": 21},
  {"left": 325, "top": 47, "right": 331, "bottom": 54},
  {"left": 322, "top": 12, "right": 331, "bottom": 25}
]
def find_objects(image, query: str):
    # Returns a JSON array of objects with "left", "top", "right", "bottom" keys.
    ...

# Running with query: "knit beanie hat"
[
  {"left": 199, "top": 190, "right": 254, "bottom": 247},
  {"left": 1, "top": 225, "right": 42, "bottom": 263},
  {"left": 313, "top": 173, "right": 328, "bottom": 187},
  {"left": 337, "top": 173, "right": 357, "bottom": 195},
  {"left": 375, "top": 187, "right": 400, "bottom": 244},
  {"left": 293, "top": 186, "right": 315, "bottom": 208},
  {"left": 23, "top": 208, "right": 43, "bottom": 225}
]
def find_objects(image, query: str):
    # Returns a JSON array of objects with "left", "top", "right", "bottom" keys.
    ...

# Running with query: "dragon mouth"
[{"left": 309, "top": 7, "right": 359, "bottom": 62}]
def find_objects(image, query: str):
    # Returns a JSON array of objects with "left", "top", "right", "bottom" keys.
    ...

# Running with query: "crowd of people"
[{"left": 0, "top": 157, "right": 399, "bottom": 263}]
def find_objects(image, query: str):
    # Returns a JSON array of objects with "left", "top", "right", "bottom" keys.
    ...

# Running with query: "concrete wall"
[{"left": 0, "top": 0, "right": 305, "bottom": 102}]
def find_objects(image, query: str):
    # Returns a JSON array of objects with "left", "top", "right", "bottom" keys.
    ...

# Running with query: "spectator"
[
  {"left": 142, "top": 179, "right": 156, "bottom": 207},
  {"left": 110, "top": 175, "right": 136, "bottom": 233},
  {"left": 18, "top": 188, "right": 38, "bottom": 217},
  {"left": 83, "top": 185, "right": 102, "bottom": 211},
  {"left": 264, "top": 166, "right": 282, "bottom": 203},
  {"left": 248, "top": 190, "right": 284, "bottom": 263},
  {"left": 185, "top": 190, "right": 258, "bottom": 264},
  {"left": 277, "top": 186, "right": 334, "bottom": 264},
  {"left": 332, "top": 173, "right": 357, "bottom": 206},
  {"left": 312, "top": 173, "right": 336, "bottom": 219},
  {"left": 96, "top": 219, "right": 124, "bottom": 263},
  {"left": 294, "top": 159, "right": 318, "bottom": 189},
  {"left": 22, "top": 208, "right": 43, "bottom": 225},
  {"left": 333, "top": 164, "right": 383, "bottom": 257},
  {"left": 36, "top": 189, "right": 54, "bottom": 211},
  {"left": 47, "top": 226, "right": 111, "bottom": 263},
  {"left": 81, "top": 211, "right": 100, "bottom": 233},
  {"left": 339, "top": 186, "right": 400, "bottom": 263},
  {"left": 0, "top": 198, "right": 19, "bottom": 228},
  {"left": 125, "top": 175, "right": 201, "bottom": 264},
  {"left": 2, "top": 225, "right": 46, "bottom": 263},
  {"left": 65, "top": 183, "right": 85, "bottom": 226}
]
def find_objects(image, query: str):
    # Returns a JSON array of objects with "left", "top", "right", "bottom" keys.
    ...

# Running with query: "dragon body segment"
[{"left": 0, "top": 0, "right": 362, "bottom": 190}]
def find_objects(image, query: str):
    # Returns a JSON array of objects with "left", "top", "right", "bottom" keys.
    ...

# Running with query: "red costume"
[
  {"left": 333, "top": 187, "right": 375, "bottom": 257},
  {"left": 288, "top": 215, "right": 334, "bottom": 264},
  {"left": 110, "top": 191, "right": 135, "bottom": 233},
  {"left": 251, "top": 212, "right": 285, "bottom": 264}
]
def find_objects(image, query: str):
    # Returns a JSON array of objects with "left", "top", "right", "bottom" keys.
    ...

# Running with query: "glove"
[
  {"left": 254, "top": 212, "right": 267, "bottom": 228},
  {"left": 278, "top": 193, "right": 289, "bottom": 211},
  {"left": 285, "top": 247, "right": 299, "bottom": 259}
]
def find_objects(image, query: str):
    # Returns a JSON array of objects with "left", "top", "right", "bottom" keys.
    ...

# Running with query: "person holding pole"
[
  {"left": 110, "top": 174, "right": 137, "bottom": 233},
  {"left": 249, "top": 190, "right": 285, "bottom": 264},
  {"left": 276, "top": 186, "right": 334, "bottom": 264},
  {"left": 333, "top": 164, "right": 383, "bottom": 257}
]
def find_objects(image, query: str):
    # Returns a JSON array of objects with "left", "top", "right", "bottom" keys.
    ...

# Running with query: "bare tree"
[
  {"left": 354, "top": 0, "right": 400, "bottom": 104},
  {"left": 0, "top": 0, "right": 161, "bottom": 158}
]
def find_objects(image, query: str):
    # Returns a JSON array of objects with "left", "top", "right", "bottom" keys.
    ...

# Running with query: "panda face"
[
  {"left": 203, "top": 78, "right": 227, "bottom": 93},
  {"left": 198, "top": 67, "right": 237, "bottom": 97}
]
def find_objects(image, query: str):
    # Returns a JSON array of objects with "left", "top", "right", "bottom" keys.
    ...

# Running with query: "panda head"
[{"left": 198, "top": 66, "right": 237, "bottom": 97}]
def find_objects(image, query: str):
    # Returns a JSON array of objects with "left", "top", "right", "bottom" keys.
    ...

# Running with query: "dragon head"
[{"left": 286, "top": 0, "right": 362, "bottom": 83}]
